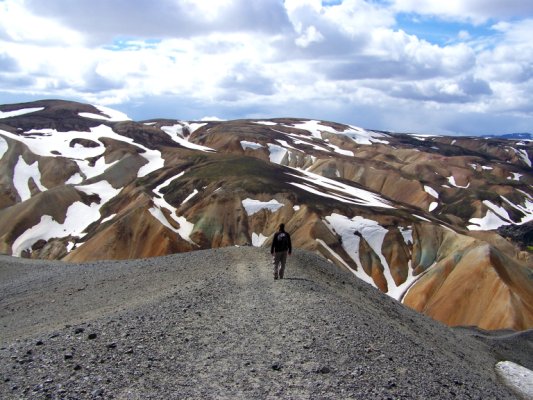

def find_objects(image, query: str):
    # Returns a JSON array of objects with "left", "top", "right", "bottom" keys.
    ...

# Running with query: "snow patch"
[
  {"left": 79, "top": 105, "right": 131, "bottom": 121},
  {"left": 328, "top": 143, "right": 354, "bottom": 156},
  {"left": 254, "top": 121, "right": 277, "bottom": 126},
  {"left": 288, "top": 120, "right": 387, "bottom": 145},
  {"left": 149, "top": 207, "right": 177, "bottom": 233},
  {"left": 447, "top": 175, "right": 469, "bottom": 188},
  {"left": 424, "top": 185, "right": 439, "bottom": 198},
  {"left": 501, "top": 196, "right": 533, "bottom": 224},
  {"left": 509, "top": 172, "right": 522, "bottom": 181},
  {"left": 1, "top": 125, "right": 165, "bottom": 180},
  {"left": 293, "top": 205, "right": 301, "bottom": 211},
  {"left": 187, "top": 123, "right": 207, "bottom": 134},
  {"left": 252, "top": 233, "right": 268, "bottom": 247},
  {"left": 137, "top": 148, "right": 165, "bottom": 178},
  {"left": 0, "top": 107, "right": 44, "bottom": 119},
  {"left": 149, "top": 171, "right": 197, "bottom": 245},
  {"left": 467, "top": 211, "right": 506, "bottom": 230},
  {"left": 181, "top": 189, "right": 198, "bottom": 205},
  {"left": 161, "top": 124, "right": 184, "bottom": 140},
  {"left": 275, "top": 139, "right": 299, "bottom": 151},
  {"left": 242, "top": 198, "right": 284, "bottom": 216},
  {"left": 267, "top": 144, "right": 288, "bottom": 164},
  {"left": 0, "top": 135, "right": 8, "bottom": 158},
  {"left": 326, "top": 213, "right": 419, "bottom": 300},
  {"left": 176, "top": 216, "right": 195, "bottom": 243},
  {"left": 400, "top": 226, "right": 413, "bottom": 245},
  {"left": 291, "top": 120, "right": 333, "bottom": 139},
  {"left": 162, "top": 124, "right": 215, "bottom": 152},
  {"left": 495, "top": 361, "right": 533, "bottom": 399},
  {"left": 287, "top": 169, "right": 394, "bottom": 209},
  {"left": 241, "top": 141, "right": 264, "bottom": 150},
  {"left": 467, "top": 199, "right": 528, "bottom": 230},
  {"left": 515, "top": 148, "right": 531, "bottom": 167},
  {"left": 75, "top": 180, "right": 121, "bottom": 207},
  {"left": 290, "top": 136, "right": 331, "bottom": 152},
  {"left": 65, "top": 173, "right": 84, "bottom": 185},
  {"left": 12, "top": 180, "right": 120, "bottom": 256},
  {"left": 344, "top": 126, "right": 389, "bottom": 145},
  {"left": 101, "top": 214, "right": 116, "bottom": 224},
  {"left": 13, "top": 156, "right": 47, "bottom": 202},
  {"left": 429, "top": 202, "right": 438, "bottom": 212}
]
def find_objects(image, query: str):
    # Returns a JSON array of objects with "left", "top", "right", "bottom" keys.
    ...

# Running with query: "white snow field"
[
  {"left": 447, "top": 175, "right": 470, "bottom": 188},
  {"left": 13, "top": 156, "right": 47, "bottom": 202},
  {"left": 267, "top": 143, "right": 288, "bottom": 164},
  {"left": 466, "top": 199, "right": 533, "bottom": 231},
  {"left": 252, "top": 232, "right": 268, "bottom": 247},
  {"left": 0, "top": 135, "right": 7, "bottom": 158},
  {"left": 79, "top": 105, "right": 131, "bottom": 121},
  {"left": 287, "top": 168, "right": 394, "bottom": 209},
  {"left": 0, "top": 107, "right": 44, "bottom": 119},
  {"left": 288, "top": 120, "right": 389, "bottom": 145},
  {"left": 424, "top": 185, "right": 439, "bottom": 198},
  {"left": 150, "top": 171, "right": 197, "bottom": 245},
  {"left": 0, "top": 125, "right": 164, "bottom": 180},
  {"left": 325, "top": 213, "right": 419, "bottom": 300},
  {"left": 181, "top": 189, "right": 198, "bottom": 205},
  {"left": 161, "top": 124, "right": 215, "bottom": 152},
  {"left": 240, "top": 140, "right": 264, "bottom": 150},
  {"left": 514, "top": 148, "right": 531, "bottom": 167},
  {"left": 242, "top": 198, "right": 284, "bottom": 216},
  {"left": 12, "top": 180, "right": 121, "bottom": 256}
]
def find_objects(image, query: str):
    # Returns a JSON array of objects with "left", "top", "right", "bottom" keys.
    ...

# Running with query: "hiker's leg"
[
  {"left": 279, "top": 251, "right": 288, "bottom": 279},
  {"left": 273, "top": 253, "right": 281, "bottom": 279}
]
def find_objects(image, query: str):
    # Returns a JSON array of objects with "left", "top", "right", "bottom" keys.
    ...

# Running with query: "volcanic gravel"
[{"left": 0, "top": 247, "right": 526, "bottom": 399}]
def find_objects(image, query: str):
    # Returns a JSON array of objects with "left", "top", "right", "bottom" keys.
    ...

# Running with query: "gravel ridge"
[{"left": 0, "top": 247, "right": 524, "bottom": 399}]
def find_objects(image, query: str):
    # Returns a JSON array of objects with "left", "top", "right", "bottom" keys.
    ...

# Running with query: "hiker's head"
[{"left": 279, "top": 223, "right": 285, "bottom": 232}]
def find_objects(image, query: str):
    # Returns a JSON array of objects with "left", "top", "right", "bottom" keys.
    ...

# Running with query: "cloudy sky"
[{"left": 1, "top": 0, "right": 532, "bottom": 135}]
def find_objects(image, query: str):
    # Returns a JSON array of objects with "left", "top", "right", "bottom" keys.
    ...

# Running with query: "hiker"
[{"left": 271, "top": 223, "right": 292, "bottom": 280}]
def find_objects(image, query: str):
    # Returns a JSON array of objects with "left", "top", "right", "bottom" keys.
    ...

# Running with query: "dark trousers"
[{"left": 273, "top": 251, "right": 288, "bottom": 278}]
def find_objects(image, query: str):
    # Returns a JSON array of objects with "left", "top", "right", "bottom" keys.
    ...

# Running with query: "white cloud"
[
  {"left": 20, "top": 0, "right": 291, "bottom": 44},
  {"left": 0, "top": 1, "right": 84, "bottom": 45},
  {"left": 0, "top": 0, "right": 531, "bottom": 135},
  {"left": 295, "top": 25, "right": 324, "bottom": 47}
]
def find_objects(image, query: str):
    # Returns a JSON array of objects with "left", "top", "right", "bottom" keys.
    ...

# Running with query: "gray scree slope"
[{"left": 0, "top": 247, "right": 526, "bottom": 399}]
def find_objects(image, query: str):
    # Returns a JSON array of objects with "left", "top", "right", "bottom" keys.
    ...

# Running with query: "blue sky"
[{"left": 1, "top": 0, "right": 533, "bottom": 135}]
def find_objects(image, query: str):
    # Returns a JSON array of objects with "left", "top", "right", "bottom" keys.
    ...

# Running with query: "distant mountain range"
[
  {"left": 484, "top": 133, "right": 533, "bottom": 140},
  {"left": 0, "top": 99, "right": 532, "bottom": 330}
]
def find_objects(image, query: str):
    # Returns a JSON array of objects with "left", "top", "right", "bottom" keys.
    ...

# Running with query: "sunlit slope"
[{"left": 0, "top": 99, "right": 532, "bottom": 329}]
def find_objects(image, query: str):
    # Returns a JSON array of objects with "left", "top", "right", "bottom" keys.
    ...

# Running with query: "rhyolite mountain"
[{"left": 0, "top": 99, "right": 532, "bottom": 331}]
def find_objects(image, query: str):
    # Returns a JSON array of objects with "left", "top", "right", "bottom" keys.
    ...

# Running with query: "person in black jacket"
[{"left": 271, "top": 223, "right": 292, "bottom": 280}]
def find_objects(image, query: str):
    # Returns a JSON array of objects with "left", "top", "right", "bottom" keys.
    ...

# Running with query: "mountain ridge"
[{"left": 0, "top": 99, "right": 532, "bottom": 330}]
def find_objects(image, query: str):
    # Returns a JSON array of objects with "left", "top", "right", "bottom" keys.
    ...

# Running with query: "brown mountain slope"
[{"left": 0, "top": 100, "right": 532, "bottom": 330}]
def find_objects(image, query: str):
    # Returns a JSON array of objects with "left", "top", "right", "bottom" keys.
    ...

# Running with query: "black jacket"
[{"left": 271, "top": 231, "right": 292, "bottom": 253}]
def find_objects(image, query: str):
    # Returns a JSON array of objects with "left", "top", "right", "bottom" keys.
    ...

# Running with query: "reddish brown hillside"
[{"left": 0, "top": 100, "right": 532, "bottom": 330}]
